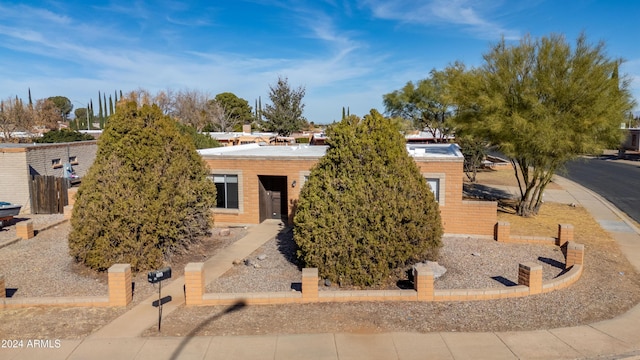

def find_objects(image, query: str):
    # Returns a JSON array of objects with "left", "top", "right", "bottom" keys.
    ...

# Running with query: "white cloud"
[{"left": 359, "top": 0, "right": 519, "bottom": 40}]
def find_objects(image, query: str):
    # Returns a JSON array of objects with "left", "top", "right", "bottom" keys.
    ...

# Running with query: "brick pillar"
[
  {"left": 16, "top": 221, "right": 34, "bottom": 239},
  {"left": 565, "top": 242, "right": 585, "bottom": 269},
  {"left": 108, "top": 264, "right": 132, "bottom": 306},
  {"left": 0, "top": 275, "right": 5, "bottom": 298},
  {"left": 301, "top": 268, "right": 318, "bottom": 302},
  {"left": 185, "top": 262, "right": 205, "bottom": 305},
  {"left": 518, "top": 262, "right": 542, "bottom": 295},
  {"left": 67, "top": 187, "right": 78, "bottom": 206},
  {"left": 495, "top": 221, "right": 510, "bottom": 242},
  {"left": 414, "top": 265, "right": 434, "bottom": 301},
  {"left": 557, "top": 224, "right": 574, "bottom": 246},
  {"left": 63, "top": 205, "right": 73, "bottom": 220}
]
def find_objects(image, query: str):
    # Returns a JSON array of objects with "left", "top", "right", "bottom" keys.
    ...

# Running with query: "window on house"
[
  {"left": 52, "top": 158, "right": 62, "bottom": 168},
  {"left": 69, "top": 156, "right": 78, "bottom": 165},
  {"left": 426, "top": 178, "right": 440, "bottom": 203},
  {"left": 212, "top": 174, "right": 239, "bottom": 209}
]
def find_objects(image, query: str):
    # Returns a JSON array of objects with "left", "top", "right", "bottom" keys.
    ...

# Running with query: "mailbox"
[{"left": 148, "top": 267, "right": 172, "bottom": 283}]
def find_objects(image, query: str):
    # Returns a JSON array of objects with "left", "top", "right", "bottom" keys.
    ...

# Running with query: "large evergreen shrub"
[
  {"left": 68, "top": 102, "right": 217, "bottom": 271},
  {"left": 293, "top": 110, "right": 443, "bottom": 286}
]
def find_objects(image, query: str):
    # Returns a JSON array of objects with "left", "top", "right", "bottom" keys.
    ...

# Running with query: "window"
[
  {"left": 212, "top": 174, "right": 239, "bottom": 209},
  {"left": 51, "top": 158, "right": 62, "bottom": 168},
  {"left": 426, "top": 178, "right": 440, "bottom": 202},
  {"left": 69, "top": 156, "right": 78, "bottom": 165},
  {"left": 299, "top": 171, "right": 311, "bottom": 188},
  {"left": 422, "top": 172, "right": 445, "bottom": 205}
]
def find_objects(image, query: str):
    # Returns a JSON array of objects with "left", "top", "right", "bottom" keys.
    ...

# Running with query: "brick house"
[
  {"left": 0, "top": 141, "right": 97, "bottom": 213},
  {"left": 622, "top": 128, "right": 640, "bottom": 151},
  {"left": 199, "top": 143, "right": 497, "bottom": 236}
]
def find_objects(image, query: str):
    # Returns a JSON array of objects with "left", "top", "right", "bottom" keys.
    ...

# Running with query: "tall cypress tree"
[
  {"left": 294, "top": 109, "right": 443, "bottom": 286},
  {"left": 98, "top": 92, "right": 104, "bottom": 129}
]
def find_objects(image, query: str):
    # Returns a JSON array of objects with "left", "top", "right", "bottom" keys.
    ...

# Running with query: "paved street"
[{"left": 564, "top": 156, "right": 640, "bottom": 224}]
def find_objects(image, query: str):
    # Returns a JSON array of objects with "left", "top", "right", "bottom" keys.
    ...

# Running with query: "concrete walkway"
[
  {"left": 87, "top": 219, "right": 284, "bottom": 339},
  {"left": 4, "top": 178, "right": 640, "bottom": 359}
]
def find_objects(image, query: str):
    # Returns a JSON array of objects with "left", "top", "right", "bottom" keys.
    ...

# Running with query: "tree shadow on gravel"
[
  {"left": 538, "top": 256, "right": 565, "bottom": 269},
  {"left": 169, "top": 300, "right": 246, "bottom": 360},
  {"left": 463, "top": 183, "right": 515, "bottom": 202},
  {"left": 275, "top": 226, "right": 304, "bottom": 270},
  {"left": 491, "top": 276, "right": 517, "bottom": 286}
]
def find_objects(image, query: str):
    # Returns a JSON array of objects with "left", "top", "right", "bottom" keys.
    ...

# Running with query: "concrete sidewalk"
[{"left": 4, "top": 178, "right": 640, "bottom": 359}]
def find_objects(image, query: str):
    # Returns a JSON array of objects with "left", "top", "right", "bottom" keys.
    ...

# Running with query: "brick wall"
[
  {"left": 186, "top": 247, "right": 584, "bottom": 306},
  {"left": 204, "top": 157, "right": 319, "bottom": 225},
  {"left": 0, "top": 263, "right": 131, "bottom": 308},
  {"left": 204, "top": 154, "right": 497, "bottom": 236},
  {"left": 25, "top": 141, "right": 97, "bottom": 178}
]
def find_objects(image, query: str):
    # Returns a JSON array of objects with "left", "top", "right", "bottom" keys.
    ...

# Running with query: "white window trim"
[
  {"left": 299, "top": 170, "right": 311, "bottom": 189},
  {"left": 423, "top": 172, "right": 445, "bottom": 206},
  {"left": 210, "top": 169, "right": 244, "bottom": 214}
]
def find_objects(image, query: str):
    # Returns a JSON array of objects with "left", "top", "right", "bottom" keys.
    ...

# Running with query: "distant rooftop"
[{"left": 198, "top": 142, "right": 462, "bottom": 160}]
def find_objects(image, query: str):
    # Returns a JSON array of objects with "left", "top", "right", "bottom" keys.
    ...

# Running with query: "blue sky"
[{"left": 1, "top": 0, "right": 639, "bottom": 123}]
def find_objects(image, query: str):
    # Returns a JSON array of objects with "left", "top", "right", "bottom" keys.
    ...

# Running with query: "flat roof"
[
  {"left": 198, "top": 143, "right": 463, "bottom": 160},
  {"left": 198, "top": 143, "right": 328, "bottom": 158},
  {"left": 0, "top": 141, "right": 96, "bottom": 150}
]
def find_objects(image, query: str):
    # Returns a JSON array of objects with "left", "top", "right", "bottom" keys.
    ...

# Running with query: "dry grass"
[
  {"left": 498, "top": 202, "right": 611, "bottom": 240},
  {"left": 470, "top": 168, "right": 562, "bottom": 189}
]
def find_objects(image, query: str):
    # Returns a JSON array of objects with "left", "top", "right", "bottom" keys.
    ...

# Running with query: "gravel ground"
[
  {"left": 207, "top": 230, "right": 566, "bottom": 293},
  {"left": 154, "top": 226, "right": 640, "bottom": 337}
]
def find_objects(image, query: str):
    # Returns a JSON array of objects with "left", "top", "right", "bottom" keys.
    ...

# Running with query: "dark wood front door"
[{"left": 258, "top": 176, "right": 287, "bottom": 222}]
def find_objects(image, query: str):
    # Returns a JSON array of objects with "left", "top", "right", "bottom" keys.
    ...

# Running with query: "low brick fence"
[
  {"left": 0, "top": 264, "right": 132, "bottom": 309},
  {"left": 184, "top": 223, "right": 585, "bottom": 306},
  {"left": 495, "top": 222, "right": 575, "bottom": 246}
]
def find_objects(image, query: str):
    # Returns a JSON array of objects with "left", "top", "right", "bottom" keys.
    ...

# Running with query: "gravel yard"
[
  {"left": 207, "top": 230, "right": 566, "bottom": 293},
  {"left": 152, "top": 227, "right": 640, "bottom": 336}
]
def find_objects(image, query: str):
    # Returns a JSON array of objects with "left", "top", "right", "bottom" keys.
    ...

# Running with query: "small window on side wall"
[
  {"left": 69, "top": 156, "right": 78, "bottom": 165},
  {"left": 426, "top": 178, "right": 440, "bottom": 203},
  {"left": 52, "top": 158, "right": 62, "bottom": 168}
]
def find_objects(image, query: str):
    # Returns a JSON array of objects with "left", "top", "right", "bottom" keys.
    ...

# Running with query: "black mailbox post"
[
  {"left": 148, "top": 267, "right": 172, "bottom": 283},
  {"left": 148, "top": 266, "right": 172, "bottom": 331}
]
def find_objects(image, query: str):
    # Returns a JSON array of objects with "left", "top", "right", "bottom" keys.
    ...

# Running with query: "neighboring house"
[
  {"left": 622, "top": 128, "right": 640, "bottom": 151},
  {"left": 0, "top": 141, "right": 97, "bottom": 214},
  {"left": 206, "top": 131, "right": 277, "bottom": 147},
  {"left": 405, "top": 130, "right": 455, "bottom": 144},
  {"left": 199, "top": 143, "right": 497, "bottom": 237}
]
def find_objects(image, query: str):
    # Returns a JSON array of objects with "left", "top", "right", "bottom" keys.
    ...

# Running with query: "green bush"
[
  {"left": 176, "top": 123, "right": 222, "bottom": 149},
  {"left": 36, "top": 129, "right": 95, "bottom": 143},
  {"left": 68, "top": 102, "right": 217, "bottom": 271},
  {"left": 293, "top": 110, "right": 443, "bottom": 286}
]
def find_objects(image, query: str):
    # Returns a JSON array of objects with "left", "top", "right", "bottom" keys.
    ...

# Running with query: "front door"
[{"left": 258, "top": 176, "right": 287, "bottom": 223}]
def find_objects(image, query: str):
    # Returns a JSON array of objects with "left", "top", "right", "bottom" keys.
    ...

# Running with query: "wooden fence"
[{"left": 29, "top": 176, "right": 68, "bottom": 214}]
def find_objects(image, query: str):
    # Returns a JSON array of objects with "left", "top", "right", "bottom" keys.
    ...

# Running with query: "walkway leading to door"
[{"left": 88, "top": 219, "right": 284, "bottom": 339}]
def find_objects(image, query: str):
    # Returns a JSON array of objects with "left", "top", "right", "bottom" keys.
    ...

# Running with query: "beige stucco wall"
[{"left": 0, "top": 148, "right": 30, "bottom": 213}]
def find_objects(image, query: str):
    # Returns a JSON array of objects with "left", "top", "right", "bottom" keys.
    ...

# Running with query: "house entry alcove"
[{"left": 258, "top": 175, "right": 288, "bottom": 223}]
